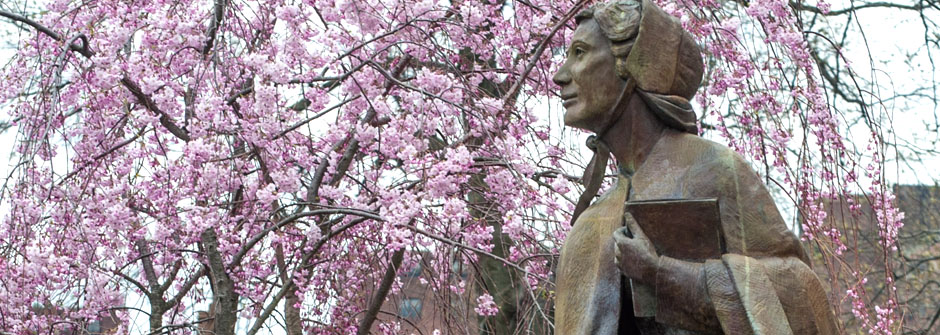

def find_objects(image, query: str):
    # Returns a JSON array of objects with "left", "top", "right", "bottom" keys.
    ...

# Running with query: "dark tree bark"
[{"left": 202, "top": 228, "right": 239, "bottom": 335}]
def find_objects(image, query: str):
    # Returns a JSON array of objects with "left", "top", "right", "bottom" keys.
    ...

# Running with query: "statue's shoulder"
[
  {"left": 669, "top": 132, "right": 786, "bottom": 201},
  {"left": 659, "top": 131, "right": 746, "bottom": 170},
  {"left": 656, "top": 132, "right": 769, "bottom": 192}
]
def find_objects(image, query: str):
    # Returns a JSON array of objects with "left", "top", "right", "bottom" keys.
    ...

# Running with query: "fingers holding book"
[{"left": 612, "top": 222, "right": 659, "bottom": 285}]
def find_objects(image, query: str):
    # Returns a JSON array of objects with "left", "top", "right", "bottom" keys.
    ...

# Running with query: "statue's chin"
[
  {"left": 563, "top": 109, "right": 599, "bottom": 133},
  {"left": 563, "top": 110, "right": 584, "bottom": 129}
]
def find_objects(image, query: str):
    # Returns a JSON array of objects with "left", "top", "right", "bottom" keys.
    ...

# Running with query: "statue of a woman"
[{"left": 552, "top": 1, "right": 839, "bottom": 334}]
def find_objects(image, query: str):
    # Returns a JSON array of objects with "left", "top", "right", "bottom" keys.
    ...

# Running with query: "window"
[
  {"left": 403, "top": 263, "right": 421, "bottom": 278},
  {"left": 399, "top": 298, "right": 423, "bottom": 319},
  {"left": 86, "top": 320, "right": 102, "bottom": 334},
  {"left": 451, "top": 260, "right": 468, "bottom": 278}
]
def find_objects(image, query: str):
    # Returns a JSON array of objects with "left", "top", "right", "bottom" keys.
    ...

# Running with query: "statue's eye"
[{"left": 574, "top": 48, "right": 585, "bottom": 57}]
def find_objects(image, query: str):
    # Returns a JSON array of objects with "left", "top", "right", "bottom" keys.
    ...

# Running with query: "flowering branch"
[{"left": 0, "top": 9, "right": 190, "bottom": 142}]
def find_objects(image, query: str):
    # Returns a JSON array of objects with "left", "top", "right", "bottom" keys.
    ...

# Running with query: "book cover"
[{"left": 624, "top": 198, "right": 724, "bottom": 317}]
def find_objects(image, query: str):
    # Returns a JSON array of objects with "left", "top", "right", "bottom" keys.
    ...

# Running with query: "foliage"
[{"left": 0, "top": 0, "right": 934, "bottom": 334}]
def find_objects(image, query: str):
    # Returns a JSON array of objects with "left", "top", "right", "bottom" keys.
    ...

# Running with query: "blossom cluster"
[{"left": 0, "top": 0, "right": 578, "bottom": 333}]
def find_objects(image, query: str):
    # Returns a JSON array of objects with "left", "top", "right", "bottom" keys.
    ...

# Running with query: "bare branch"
[{"left": 790, "top": 1, "right": 935, "bottom": 16}]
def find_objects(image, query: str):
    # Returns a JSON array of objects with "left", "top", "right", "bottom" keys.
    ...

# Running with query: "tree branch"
[
  {"left": 166, "top": 266, "right": 208, "bottom": 307},
  {"left": 503, "top": 0, "right": 589, "bottom": 106},
  {"left": 203, "top": 0, "right": 230, "bottom": 54},
  {"left": 0, "top": 10, "right": 61, "bottom": 40},
  {"left": 790, "top": 0, "right": 934, "bottom": 16},
  {"left": 121, "top": 78, "right": 192, "bottom": 142},
  {"left": 272, "top": 94, "right": 360, "bottom": 140},
  {"left": 0, "top": 10, "right": 90, "bottom": 57},
  {"left": 113, "top": 270, "right": 154, "bottom": 300},
  {"left": 0, "top": 9, "right": 190, "bottom": 142},
  {"left": 135, "top": 239, "right": 162, "bottom": 292},
  {"left": 245, "top": 217, "right": 368, "bottom": 335},
  {"left": 58, "top": 127, "right": 146, "bottom": 186},
  {"left": 228, "top": 208, "right": 383, "bottom": 268},
  {"left": 356, "top": 249, "right": 405, "bottom": 335},
  {"left": 158, "top": 260, "right": 183, "bottom": 294}
]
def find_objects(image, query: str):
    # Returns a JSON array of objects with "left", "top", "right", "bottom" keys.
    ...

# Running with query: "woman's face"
[{"left": 552, "top": 19, "right": 628, "bottom": 133}]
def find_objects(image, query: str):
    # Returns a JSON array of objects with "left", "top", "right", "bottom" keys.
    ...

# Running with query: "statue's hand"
[{"left": 613, "top": 219, "right": 659, "bottom": 285}]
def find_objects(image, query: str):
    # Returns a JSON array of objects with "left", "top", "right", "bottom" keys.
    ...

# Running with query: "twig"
[
  {"left": 228, "top": 208, "right": 383, "bottom": 268},
  {"left": 790, "top": 1, "right": 931, "bottom": 16},
  {"left": 166, "top": 266, "right": 208, "bottom": 307},
  {"left": 244, "top": 217, "right": 369, "bottom": 335},
  {"left": 272, "top": 95, "right": 360, "bottom": 140},
  {"left": 57, "top": 127, "right": 146, "bottom": 186}
]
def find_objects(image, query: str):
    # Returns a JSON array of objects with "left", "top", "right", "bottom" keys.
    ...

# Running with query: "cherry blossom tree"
[{"left": 0, "top": 0, "right": 934, "bottom": 334}]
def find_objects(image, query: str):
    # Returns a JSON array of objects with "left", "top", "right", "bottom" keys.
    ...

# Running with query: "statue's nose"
[{"left": 552, "top": 64, "right": 571, "bottom": 87}]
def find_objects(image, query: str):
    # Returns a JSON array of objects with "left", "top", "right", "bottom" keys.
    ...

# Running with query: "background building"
[
  {"left": 817, "top": 184, "right": 940, "bottom": 334},
  {"left": 368, "top": 253, "right": 480, "bottom": 334}
]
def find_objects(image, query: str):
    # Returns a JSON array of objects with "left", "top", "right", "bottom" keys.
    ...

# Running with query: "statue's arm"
[
  {"left": 649, "top": 150, "right": 801, "bottom": 332},
  {"left": 652, "top": 256, "right": 723, "bottom": 333},
  {"left": 655, "top": 253, "right": 839, "bottom": 334}
]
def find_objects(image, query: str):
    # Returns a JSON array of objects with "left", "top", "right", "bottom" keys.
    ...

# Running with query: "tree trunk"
[
  {"left": 149, "top": 304, "right": 164, "bottom": 333},
  {"left": 202, "top": 228, "right": 239, "bottom": 335}
]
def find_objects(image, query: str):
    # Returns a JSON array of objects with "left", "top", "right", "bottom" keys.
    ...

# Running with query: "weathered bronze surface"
[{"left": 552, "top": 1, "right": 839, "bottom": 334}]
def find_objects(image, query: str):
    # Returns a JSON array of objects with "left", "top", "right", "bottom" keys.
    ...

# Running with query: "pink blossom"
[{"left": 475, "top": 293, "right": 499, "bottom": 316}]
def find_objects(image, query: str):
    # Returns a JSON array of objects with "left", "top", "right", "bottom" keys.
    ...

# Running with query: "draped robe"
[{"left": 554, "top": 130, "right": 838, "bottom": 335}]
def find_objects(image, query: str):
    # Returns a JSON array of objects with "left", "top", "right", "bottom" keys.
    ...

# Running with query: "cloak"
[{"left": 554, "top": 131, "right": 839, "bottom": 335}]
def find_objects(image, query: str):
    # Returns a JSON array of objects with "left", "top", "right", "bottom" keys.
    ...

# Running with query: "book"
[{"left": 624, "top": 198, "right": 724, "bottom": 317}]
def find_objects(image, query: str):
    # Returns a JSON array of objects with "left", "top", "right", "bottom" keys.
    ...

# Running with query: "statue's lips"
[{"left": 561, "top": 93, "right": 578, "bottom": 107}]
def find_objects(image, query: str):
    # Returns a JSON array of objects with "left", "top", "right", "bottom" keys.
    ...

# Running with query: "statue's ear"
[{"left": 611, "top": 40, "right": 635, "bottom": 79}]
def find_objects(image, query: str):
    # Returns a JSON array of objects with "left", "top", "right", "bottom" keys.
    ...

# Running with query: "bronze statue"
[{"left": 552, "top": 0, "right": 839, "bottom": 334}]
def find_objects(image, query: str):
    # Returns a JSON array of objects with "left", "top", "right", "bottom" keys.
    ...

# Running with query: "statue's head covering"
[{"left": 577, "top": 0, "right": 704, "bottom": 133}]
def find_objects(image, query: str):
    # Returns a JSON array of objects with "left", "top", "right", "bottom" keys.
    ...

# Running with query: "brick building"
[
  {"left": 817, "top": 184, "right": 940, "bottom": 334},
  {"left": 368, "top": 255, "right": 480, "bottom": 334}
]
